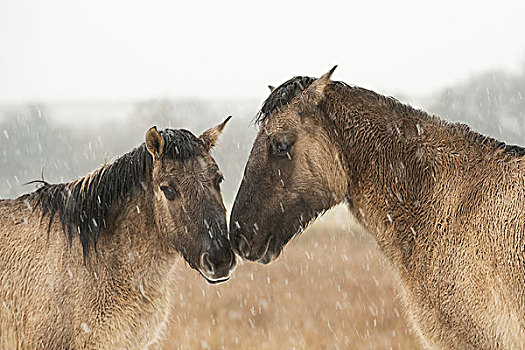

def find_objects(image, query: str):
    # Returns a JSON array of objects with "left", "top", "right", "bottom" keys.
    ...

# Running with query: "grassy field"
[{"left": 161, "top": 208, "right": 420, "bottom": 349}]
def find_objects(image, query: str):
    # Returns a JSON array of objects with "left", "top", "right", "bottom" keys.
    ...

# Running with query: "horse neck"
[
  {"left": 323, "top": 88, "right": 470, "bottom": 271},
  {"left": 85, "top": 189, "right": 176, "bottom": 292}
]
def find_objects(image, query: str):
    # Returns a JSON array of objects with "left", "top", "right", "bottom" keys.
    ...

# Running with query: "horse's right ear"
[
  {"left": 303, "top": 65, "right": 337, "bottom": 105},
  {"left": 268, "top": 85, "right": 276, "bottom": 93},
  {"left": 199, "top": 116, "right": 232, "bottom": 151},
  {"left": 145, "top": 126, "right": 165, "bottom": 160}
]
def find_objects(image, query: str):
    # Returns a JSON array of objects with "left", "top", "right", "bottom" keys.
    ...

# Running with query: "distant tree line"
[
  {"left": 0, "top": 100, "right": 258, "bottom": 202},
  {"left": 427, "top": 68, "right": 525, "bottom": 146},
  {"left": 1, "top": 67, "right": 524, "bottom": 200}
]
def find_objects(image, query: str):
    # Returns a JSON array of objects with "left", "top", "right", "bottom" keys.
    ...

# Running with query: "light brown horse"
[
  {"left": 0, "top": 119, "right": 236, "bottom": 349},
  {"left": 230, "top": 67, "right": 525, "bottom": 349}
]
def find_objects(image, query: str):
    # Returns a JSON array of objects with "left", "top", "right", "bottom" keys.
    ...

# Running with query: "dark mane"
[
  {"left": 30, "top": 128, "right": 203, "bottom": 258},
  {"left": 255, "top": 76, "right": 316, "bottom": 125},
  {"left": 257, "top": 75, "right": 525, "bottom": 157}
]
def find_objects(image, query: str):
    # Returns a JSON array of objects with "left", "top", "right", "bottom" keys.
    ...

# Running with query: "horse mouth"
[
  {"left": 257, "top": 235, "right": 282, "bottom": 265},
  {"left": 203, "top": 274, "right": 231, "bottom": 284},
  {"left": 198, "top": 270, "right": 231, "bottom": 284}
]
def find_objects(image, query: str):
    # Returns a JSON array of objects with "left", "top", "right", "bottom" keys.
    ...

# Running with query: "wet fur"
[
  {"left": 232, "top": 73, "right": 525, "bottom": 349},
  {"left": 1, "top": 127, "right": 230, "bottom": 349}
]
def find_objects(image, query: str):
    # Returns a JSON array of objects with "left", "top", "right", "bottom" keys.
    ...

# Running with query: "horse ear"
[
  {"left": 199, "top": 116, "right": 232, "bottom": 151},
  {"left": 303, "top": 65, "right": 338, "bottom": 104},
  {"left": 268, "top": 85, "right": 276, "bottom": 93},
  {"left": 145, "top": 126, "right": 165, "bottom": 160}
]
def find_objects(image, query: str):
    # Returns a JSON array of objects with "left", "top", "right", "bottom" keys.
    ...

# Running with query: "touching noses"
[{"left": 230, "top": 222, "right": 251, "bottom": 259}]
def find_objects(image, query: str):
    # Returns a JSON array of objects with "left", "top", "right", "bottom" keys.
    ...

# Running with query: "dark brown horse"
[
  {"left": 230, "top": 67, "right": 525, "bottom": 349},
  {"left": 0, "top": 119, "right": 235, "bottom": 349}
]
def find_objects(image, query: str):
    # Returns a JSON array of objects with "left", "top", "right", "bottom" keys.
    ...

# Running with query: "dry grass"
[{"left": 161, "top": 208, "right": 420, "bottom": 349}]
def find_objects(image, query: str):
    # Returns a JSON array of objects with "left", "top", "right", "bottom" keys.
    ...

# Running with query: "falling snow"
[
  {"left": 81, "top": 323, "right": 90, "bottom": 333},
  {"left": 0, "top": 66, "right": 524, "bottom": 349}
]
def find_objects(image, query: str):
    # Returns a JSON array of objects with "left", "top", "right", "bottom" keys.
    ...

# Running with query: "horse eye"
[
  {"left": 214, "top": 174, "right": 224, "bottom": 189},
  {"left": 271, "top": 141, "right": 291, "bottom": 156},
  {"left": 160, "top": 184, "right": 178, "bottom": 200}
]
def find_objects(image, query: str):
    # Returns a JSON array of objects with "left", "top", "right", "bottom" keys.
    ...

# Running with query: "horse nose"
[
  {"left": 230, "top": 224, "right": 251, "bottom": 258},
  {"left": 200, "top": 249, "right": 236, "bottom": 280}
]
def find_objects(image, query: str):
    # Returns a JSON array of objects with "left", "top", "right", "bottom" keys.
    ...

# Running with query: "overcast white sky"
[{"left": 1, "top": 0, "right": 524, "bottom": 103}]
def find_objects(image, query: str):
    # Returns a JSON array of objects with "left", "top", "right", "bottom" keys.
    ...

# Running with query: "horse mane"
[
  {"left": 255, "top": 76, "right": 316, "bottom": 125},
  {"left": 256, "top": 75, "right": 525, "bottom": 157},
  {"left": 30, "top": 128, "right": 203, "bottom": 258}
]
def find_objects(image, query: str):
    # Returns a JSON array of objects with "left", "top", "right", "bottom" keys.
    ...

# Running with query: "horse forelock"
[
  {"left": 255, "top": 76, "right": 317, "bottom": 125},
  {"left": 31, "top": 128, "right": 203, "bottom": 259}
]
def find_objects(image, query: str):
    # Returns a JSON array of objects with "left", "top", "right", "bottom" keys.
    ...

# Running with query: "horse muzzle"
[{"left": 198, "top": 249, "right": 236, "bottom": 284}]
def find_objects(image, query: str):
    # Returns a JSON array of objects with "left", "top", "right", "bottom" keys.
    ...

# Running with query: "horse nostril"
[
  {"left": 238, "top": 234, "right": 250, "bottom": 257},
  {"left": 228, "top": 250, "right": 237, "bottom": 269},
  {"left": 200, "top": 252, "right": 215, "bottom": 275}
]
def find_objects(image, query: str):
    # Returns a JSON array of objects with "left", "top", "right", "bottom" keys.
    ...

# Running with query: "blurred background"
[{"left": 1, "top": 0, "right": 524, "bottom": 348}]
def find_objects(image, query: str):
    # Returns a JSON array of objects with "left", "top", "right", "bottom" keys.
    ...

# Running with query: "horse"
[
  {"left": 0, "top": 118, "right": 236, "bottom": 349},
  {"left": 230, "top": 67, "right": 525, "bottom": 349}
]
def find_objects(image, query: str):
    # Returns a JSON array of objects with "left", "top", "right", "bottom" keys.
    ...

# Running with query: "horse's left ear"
[
  {"left": 303, "top": 65, "right": 338, "bottom": 105},
  {"left": 145, "top": 126, "right": 165, "bottom": 160},
  {"left": 199, "top": 116, "right": 232, "bottom": 151}
]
